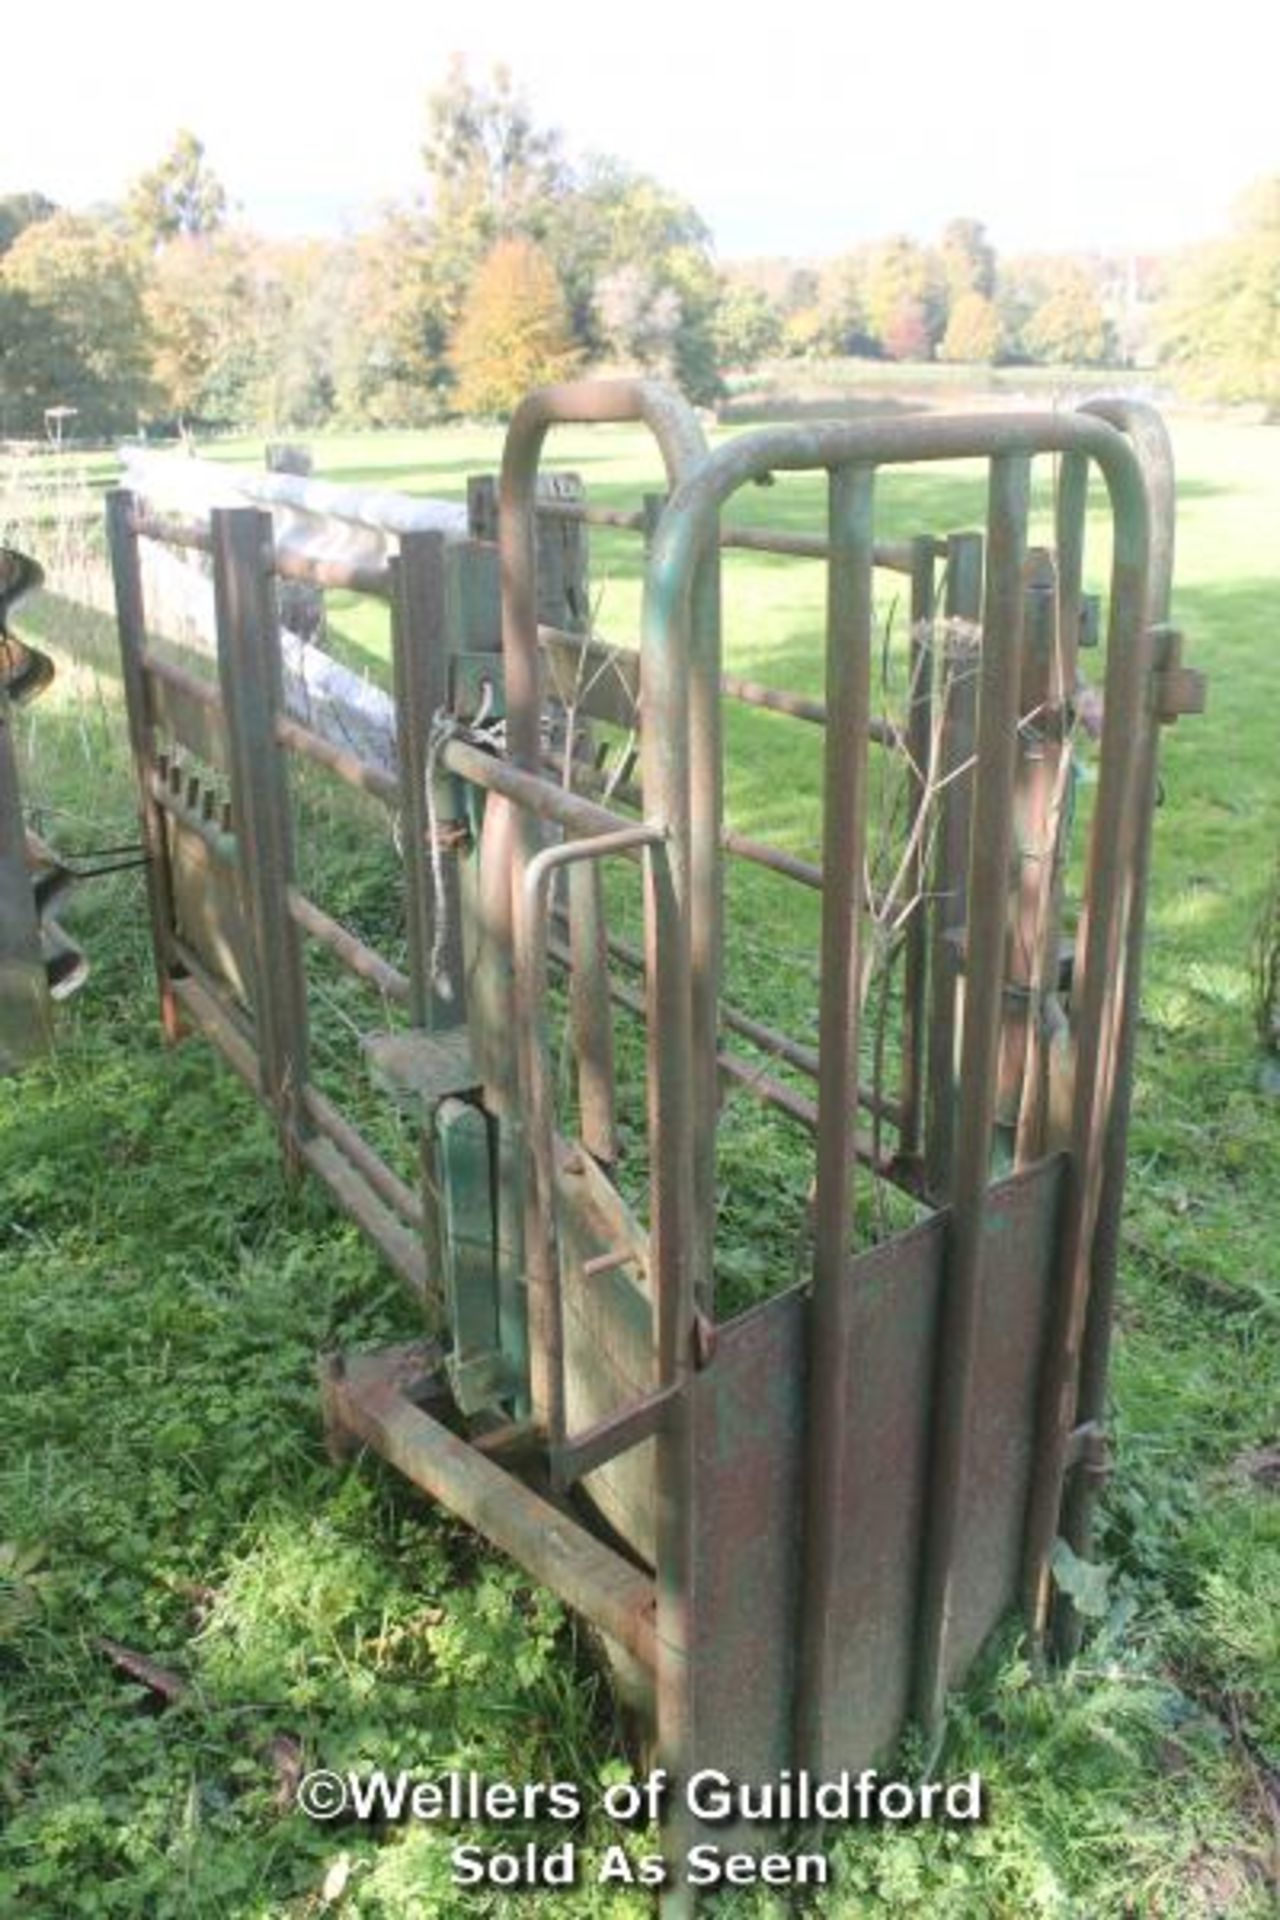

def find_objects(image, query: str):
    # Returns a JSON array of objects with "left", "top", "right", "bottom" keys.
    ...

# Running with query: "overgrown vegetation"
[{"left": 2, "top": 412, "right": 1277, "bottom": 1915}]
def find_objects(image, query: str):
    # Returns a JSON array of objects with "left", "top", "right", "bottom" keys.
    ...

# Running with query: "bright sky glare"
[{"left": 8, "top": 0, "right": 1275, "bottom": 260}]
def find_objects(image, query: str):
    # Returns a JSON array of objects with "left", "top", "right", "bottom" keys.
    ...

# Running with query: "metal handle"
[{"left": 515, "top": 822, "right": 670, "bottom": 1447}]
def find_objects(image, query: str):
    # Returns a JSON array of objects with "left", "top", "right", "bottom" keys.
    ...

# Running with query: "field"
[{"left": 1, "top": 401, "right": 1277, "bottom": 1917}]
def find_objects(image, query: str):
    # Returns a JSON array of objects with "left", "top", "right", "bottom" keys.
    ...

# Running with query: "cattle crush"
[{"left": 1, "top": 379, "right": 1206, "bottom": 1900}]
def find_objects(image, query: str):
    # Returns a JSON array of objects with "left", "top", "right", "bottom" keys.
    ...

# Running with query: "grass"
[{"left": 2, "top": 403, "right": 1278, "bottom": 1916}]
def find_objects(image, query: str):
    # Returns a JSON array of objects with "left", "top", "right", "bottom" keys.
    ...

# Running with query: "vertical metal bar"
[
  {"left": 391, "top": 530, "right": 465, "bottom": 1028},
  {"left": 106, "top": 489, "right": 183, "bottom": 1041},
  {"left": 644, "top": 825, "right": 696, "bottom": 1876},
  {"left": 1053, "top": 452, "right": 1089, "bottom": 670},
  {"left": 497, "top": 379, "right": 711, "bottom": 1446},
  {"left": 517, "top": 859, "right": 566, "bottom": 1445},
  {"left": 638, "top": 492, "right": 700, "bottom": 1892},
  {"left": 795, "top": 461, "right": 877, "bottom": 1773},
  {"left": 391, "top": 533, "right": 460, "bottom": 1312},
  {"left": 495, "top": 434, "right": 548, "bottom": 1430},
  {"left": 915, "top": 454, "right": 1031, "bottom": 1735},
  {"left": 1020, "top": 421, "right": 1155, "bottom": 1655},
  {"left": 211, "top": 506, "right": 311, "bottom": 1167},
  {"left": 923, "top": 531, "right": 983, "bottom": 1200},
  {"left": 997, "top": 549, "right": 1074, "bottom": 1166},
  {"left": 897, "top": 534, "right": 936, "bottom": 1162},
  {"left": 1054, "top": 402, "right": 1175, "bottom": 1656},
  {"left": 568, "top": 859, "right": 619, "bottom": 1164},
  {"left": 687, "top": 554, "right": 723, "bottom": 1313}
]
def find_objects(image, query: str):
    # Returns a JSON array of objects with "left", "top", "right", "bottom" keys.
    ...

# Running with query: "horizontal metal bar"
[
  {"left": 170, "top": 968, "right": 258, "bottom": 1089},
  {"left": 287, "top": 888, "right": 411, "bottom": 1004},
  {"left": 720, "top": 672, "right": 825, "bottom": 725},
  {"left": 442, "top": 735, "right": 643, "bottom": 843},
  {"left": 722, "top": 1001, "right": 903, "bottom": 1130},
  {"left": 138, "top": 646, "right": 222, "bottom": 710},
  {"left": 539, "top": 625, "right": 899, "bottom": 746},
  {"left": 716, "top": 1049, "right": 893, "bottom": 1181},
  {"left": 534, "top": 495, "right": 924, "bottom": 572},
  {"left": 724, "top": 829, "right": 891, "bottom": 911},
  {"left": 301, "top": 1135, "right": 429, "bottom": 1298},
  {"left": 722, "top": 828, "right": 822, "bottom": 891},
  {"left": 276, "top": 713, "right": 399, "bottom": 807},
  {"left": 721, "top": 673, "right": 900, "bottom": 748},
  {"left": 321, "top": 1360, "right": 658, "bottom": 1670},
  {"left": 545, "top": 935, "right": 898, "bottom": 1179},
  {"left": 549, "top": 909, "right": 903, "bottom": 1130},
  {"left": 552, "top": 1384, "right": 679, "bottom": 1487},
  {"left": 539, "top": 500, "right": 648, "bottom": 532},
  {"left": 301, "top": 1083, "right": 425, "bottom": 1231},
  {"left": 719, "top": 1045, "right": 818, "bottom": 1128},
  {"left": 720, "top": 524, "right": 921, "bottom": 574}
]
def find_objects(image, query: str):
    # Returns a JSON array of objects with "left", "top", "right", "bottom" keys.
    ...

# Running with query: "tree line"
[{"left": 1, "top": 63, "right": 1275, "bottom": 439}]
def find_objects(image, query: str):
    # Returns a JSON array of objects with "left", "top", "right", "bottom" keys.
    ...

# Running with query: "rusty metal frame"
[
  {"left": 98, "top": 383, "right": 1196, "bottom": 1909},
  {"left": 639, "top": 407, "right": 1155, "bottom": 1767}
]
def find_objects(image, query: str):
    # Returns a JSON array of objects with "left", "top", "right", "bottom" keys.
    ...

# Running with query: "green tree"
[
  {"left": 1021, "top": 263, "right": 1112, "bottom": 365},
  {"left": 335, "top": 209, "right": 452, "bottom": 425},
  {"left": 1159, "top": 178, "right": 1280, "bottom": 405},
  {"left": 253, "top": 242, "right": 350, "bottom": 430},
  {"left": 939, "top": 290, "right": 1002, "bottom": 364},
  {"left": 420, "top": 69, "right": 722, "bottom": 405},
  {"left": 145, "top": 233, "right": 254, "bottom": 427},
  {"left": 822, "top": 251, "right": 877, "bottom": 356},
  {"left": 568, "top": 162, "right": 721, "bottom": 400},
  {"left": 711, "top": 284, "right": 783, "bottom": 371},
  {"left": 450, "top": 237, "right": 579, "bottom": 415},
  {"left": 863, "top": 237, "right": 946, "bottom": 358},
  {"left": 0, "top": 286, "right": 81, "bottom": 435},
  {"left": 422, "top": 58, "right": 566, "bottom": 323},
  {"left": 425, "top": 56, "right": 566, "bottom": 230},
  {"left": 1, "top": 212, "right": 153, "bottom": 433},
  {"left": 940, "top": 217, "right": 996, "bottom": 303},
  {"left": 0, "top": 193, "right": 57, "bottom": 256},
  {"left": 126, "top": 130, "right": 228, "bottom": 247}
]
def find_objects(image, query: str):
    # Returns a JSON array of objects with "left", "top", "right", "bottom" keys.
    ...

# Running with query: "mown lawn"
[{"left": 1, "top": 404, "right": 1277, "bottom": 1917}]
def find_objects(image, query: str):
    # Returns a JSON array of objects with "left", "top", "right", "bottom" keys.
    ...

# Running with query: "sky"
[{"left": 7, "top": 1, "right": 1275, "bottom": 261}]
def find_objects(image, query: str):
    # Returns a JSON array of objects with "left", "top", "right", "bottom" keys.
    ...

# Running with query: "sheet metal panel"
[{"left": 687, "top": 1156, "right": 1063, "bottom": 1782}]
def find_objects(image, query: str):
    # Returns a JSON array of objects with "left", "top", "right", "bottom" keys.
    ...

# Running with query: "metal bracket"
[
  {"left": 1151, "top": 626, "right": 1207, "bottom": 724},
  {"left": 1063, "top": 1419, "right": 1110, "bottom": 1483}
]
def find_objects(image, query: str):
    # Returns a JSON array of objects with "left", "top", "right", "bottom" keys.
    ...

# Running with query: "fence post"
[
  {"left": 467, "top": 470, "right": 589, "bottom": 632},
  {"left": 106, "top": 488, "right": 183, "bottom": 1041},
  {"left": 211, "top": 506, "right": 311, "bottom": 1170}
]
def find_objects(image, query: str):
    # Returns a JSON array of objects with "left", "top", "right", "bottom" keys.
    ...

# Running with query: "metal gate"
[{"left": 103, "top": 380, "right": 1202, "bottom": 1896}]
